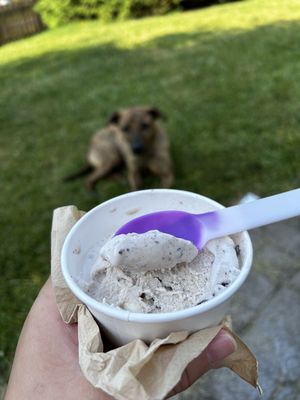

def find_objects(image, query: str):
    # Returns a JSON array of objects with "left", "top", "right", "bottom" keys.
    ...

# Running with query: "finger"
[
  {"left": 206, "top": 329, "right": 237, "bottom": 368},
  {"left": 168, "top": 329, "right": 237, "bottom": 398}
]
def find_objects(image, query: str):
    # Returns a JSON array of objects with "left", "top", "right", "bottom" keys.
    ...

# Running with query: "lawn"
[{"left": 1, "top": 0, "right": 300, "bottom": 383}]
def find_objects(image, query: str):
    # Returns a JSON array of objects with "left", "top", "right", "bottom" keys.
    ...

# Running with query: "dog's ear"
[
  {"left": 108, "top": 111, "right": 121, "bottom": 125},
  {"left": 147, "top": 107, "right": 166, "bottom": 121}
]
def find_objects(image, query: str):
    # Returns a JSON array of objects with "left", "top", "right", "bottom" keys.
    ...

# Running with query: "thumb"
[
  {"left": 168, "top": 329, "right": 237, "bottom": 398},
  {"left": 206, "top": 329, "right": 237, "bottom": 368}
]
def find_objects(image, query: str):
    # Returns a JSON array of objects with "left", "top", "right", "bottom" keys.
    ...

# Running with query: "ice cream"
[
  {"left": 80, "top": 230, "right": 240, "bottom": 313},
  {"left": 99, "top": 230, "right": 198, "bottom": 271}
]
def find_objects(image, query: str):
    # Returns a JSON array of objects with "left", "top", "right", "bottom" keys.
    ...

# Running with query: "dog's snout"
[{"left": 132, "top": 142, "right": 144, "bottom": 154}]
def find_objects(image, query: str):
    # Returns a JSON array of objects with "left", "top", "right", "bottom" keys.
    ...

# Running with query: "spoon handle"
[{"left": 204, "top": 188, "right": 300, "bottom": 240}]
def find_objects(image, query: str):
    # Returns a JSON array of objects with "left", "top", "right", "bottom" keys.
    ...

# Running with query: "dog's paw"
[{"left": 84, "top": 179, "right": 96, "bottom": 192}]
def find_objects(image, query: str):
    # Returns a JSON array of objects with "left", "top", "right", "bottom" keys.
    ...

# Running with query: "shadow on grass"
[{"left": 1, "top": 19, "right": 300, "bottom": 382}]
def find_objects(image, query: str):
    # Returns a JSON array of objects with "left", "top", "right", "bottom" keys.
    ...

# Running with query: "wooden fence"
[{"left": 0, "top": 0, "right": 44, "bottom": 45}]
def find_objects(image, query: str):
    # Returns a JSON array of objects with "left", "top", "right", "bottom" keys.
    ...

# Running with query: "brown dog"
[{"left": 64, "top": 106, "right": 174, "bottom": 190}]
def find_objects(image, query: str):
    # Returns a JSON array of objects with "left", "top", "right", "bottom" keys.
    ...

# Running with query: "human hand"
[
  {"left": 168, "top": 325, "right": 236, "bottom": 397},
  {"left": 5, "top": 278, "right": 113, "bottom": 400},
  {"left": 5, "top": 279, "right": 236, "bottom": 400}
]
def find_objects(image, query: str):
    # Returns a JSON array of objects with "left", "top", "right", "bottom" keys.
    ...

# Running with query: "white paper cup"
[{"left": 61, "top": 189, "right": 253, "bottom": 346}]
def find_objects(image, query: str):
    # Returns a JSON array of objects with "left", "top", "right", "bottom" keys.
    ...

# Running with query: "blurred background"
[{"left": 1, "top": 0, "right": 300, "bottom": 398}]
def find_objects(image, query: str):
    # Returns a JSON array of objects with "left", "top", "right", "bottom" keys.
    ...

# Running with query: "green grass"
[{"left": 1, "top": 0, "right": 300, "bottom": 382}]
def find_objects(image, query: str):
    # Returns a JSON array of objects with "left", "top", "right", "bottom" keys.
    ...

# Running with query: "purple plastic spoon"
[{"left": 115, "top": 189, "right": 300, "bottom": 250}]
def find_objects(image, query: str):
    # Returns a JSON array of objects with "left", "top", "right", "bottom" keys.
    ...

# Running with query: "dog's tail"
[{"left": 63, "top": 165, "right": 93, "bottom": 182}]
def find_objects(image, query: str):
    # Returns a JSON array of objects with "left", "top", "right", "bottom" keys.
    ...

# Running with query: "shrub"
[
  {"left": 35, "top": 0, "right": 237, "bottom": 28},
  {"left": 34, "top": 0, "right": 104, "bottom": 28},
  {"left": 99, "top": 0, "right": 181, "bottom": 21},
  {"left": 35, "top": 0, "right": 180, "bottom": 28}
]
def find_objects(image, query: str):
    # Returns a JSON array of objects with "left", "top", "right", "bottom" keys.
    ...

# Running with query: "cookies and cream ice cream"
[
  {"left": 79, "top": 230, "right": 240, "bottom": 313},
  {"left": 99, "top": 231, "right": 198, "bottom": 271}
]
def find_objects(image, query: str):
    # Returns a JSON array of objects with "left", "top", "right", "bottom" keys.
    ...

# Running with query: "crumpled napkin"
[{"left": 51, "top": 205, "right": 261, "bottom": 400}]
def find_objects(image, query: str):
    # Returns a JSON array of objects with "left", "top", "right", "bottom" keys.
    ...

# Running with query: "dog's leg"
[
  {"left": 127, "top": 159, "right": 142, "bottom": 191},
  {"left": 117, "top": 143, "right": 142, "bottom": 190},
  {"left": 159, "top": 173, "right": 174, "bottom": 188},
  {"left": 147, "top": 159, "right": 174, "bottom": 188},
  {"left": 128, "top": 167, "right": 142, "bottom": 190},
  {"left": 85, "top": 164, "right": 116, "bottom": 191},
  {"left": 113, "top": 130, "right": 142, "bottom": 190}
]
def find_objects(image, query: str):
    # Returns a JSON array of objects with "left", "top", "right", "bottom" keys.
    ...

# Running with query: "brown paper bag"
[{"left": 51, "top": 206, "right": 261, "bottom": 400}]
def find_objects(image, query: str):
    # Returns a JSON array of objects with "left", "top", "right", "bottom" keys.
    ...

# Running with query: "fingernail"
[{"left": 207, "top": 330, "right": 237, "bottom": 365}]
